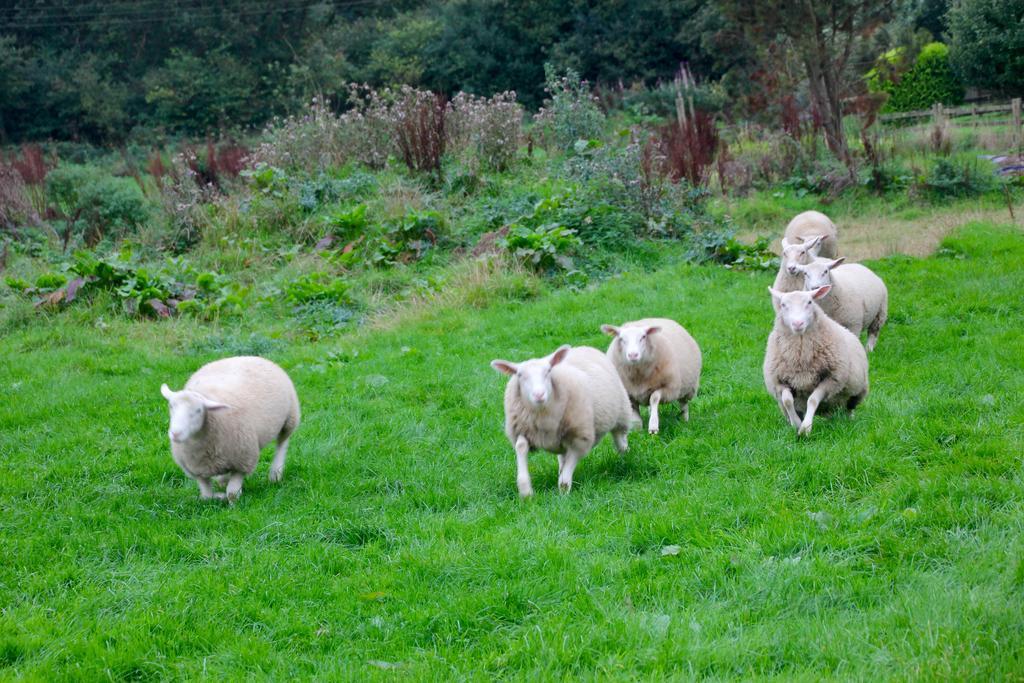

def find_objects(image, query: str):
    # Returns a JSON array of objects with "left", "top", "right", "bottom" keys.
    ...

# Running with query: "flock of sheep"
[{"left": 159, "top": 210, "right": 888, "bottom": 501}]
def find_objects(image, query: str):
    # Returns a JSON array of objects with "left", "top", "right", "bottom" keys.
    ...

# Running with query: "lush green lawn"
[{"left": 2, "top": 222, "right": 1023, "bottom": 679}]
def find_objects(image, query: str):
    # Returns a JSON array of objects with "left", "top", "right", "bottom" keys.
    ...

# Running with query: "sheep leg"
[
  {"left": 224, "top": 473, "right": 245, "bottom": 503},
  {"left": 556, "top": 454, "right": 564, "bottom": 475},
  {"left": 779, "top": 387, "right": 801, "bottom": 429},
  {"left": 196, "top": 477, "right": 225, "bottom": 500},
  {"left": 798, "top": 380, "right": 839, "bottom": 437},
  {"left": 558, "top": 447, "right": 583, "bottom": 494},
  {"left": 648, "top": 390, "right": 662, "bottom": 434},
  {"left": 514, "top": 435, "right": 533, "bottom": 498},
  {"left": 679, "top": 400, "right": 690, "bottom": 422},
  {"left": 612, "top": 428, "right": 629, "bottom": 454},
  {"left": 269, "top": 435, "right": 290, "bottom": 483},
  {"left": 213, "top": 474, "right": 230, "bottom": 488},
  {"left": 866, "top": 316, "right": 884, "bottom": 352}
]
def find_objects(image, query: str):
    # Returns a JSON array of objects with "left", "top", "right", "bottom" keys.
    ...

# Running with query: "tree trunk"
[
  {"left": 804, "top": 60, "right": 853, "bottom": 174},
  {"left": 798, "top": 4, "right": 855, "bottom": 177}
]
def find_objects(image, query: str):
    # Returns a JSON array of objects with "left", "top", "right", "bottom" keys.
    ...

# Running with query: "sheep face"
[
  {"left": 797, "top": 257, "right": 846, "bottom": 290},
  {"left": 602, "top": 324, "right": 661, "bottom": 365},
  {"left": 490, "top": 345, "right": 571, "bottom": 409},
  {"left": 160, "top": 384, "right": 230, "bottom": 443},
  {"left": 781, "top": 235, "right": 826, "bottom": 275},
  {"left": 769, "top": 286, "right": 832, "bottom": 335}
]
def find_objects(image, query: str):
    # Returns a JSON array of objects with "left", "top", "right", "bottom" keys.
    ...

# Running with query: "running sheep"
[
  {"left": 783, "top": 210, "right": 839, "bottom": 258},
  {"left": 792, "top": 257, "right": 888, "bottom": 351},
  {"left": 490, "top": 345, "right": 636, "bottom": 497},
  {"left": 601, "top": 318, "right": 702, "bottom": 434},
  {"left": 160, "top": 356, "right": 301, "bottom": 502},
  {"left": 763, "top": 286, "right": 869, "bottom": 436}
]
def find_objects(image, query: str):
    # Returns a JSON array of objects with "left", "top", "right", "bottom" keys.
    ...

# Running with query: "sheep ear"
[
  {"left": 768, "top": 286, "right": 783, "bottom": 302},
  {"left": 200, "top": 396, "right": 231, "bottom": 411},
  {"left": 805, "top": 235, "right": 825, "bottom": 256},
  {"left": 645, "top": 326, "right": 662, "bottom": 336},
  {"left": 600, "top": 324, "right": 619, "bottom": 337},
  {"left": 490, "top": 360, "right": 518, "bottom": 376},
  {"left": 829, "top": 257, "right": 846, "bottom": 268},
  {"left": 811, "top": 285, "right": 832, "bottom": 300},
  {"left": 160, "top": 383, "right": 175, "bottom": 401},
  {"left": 549, "top": 345, "right": 571, "bottom": 367},
  {"left": 780, "top": 237, "right": 792, "bottom": 250}
]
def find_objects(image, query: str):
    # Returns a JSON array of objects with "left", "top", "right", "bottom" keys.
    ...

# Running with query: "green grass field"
[{"left": 2, "top": 221, "right": 1023, "bottom": 679}]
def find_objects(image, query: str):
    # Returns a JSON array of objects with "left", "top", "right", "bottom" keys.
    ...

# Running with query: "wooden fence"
[{"left": 879, "top": 98, "right": 1022, "bottom": 129}]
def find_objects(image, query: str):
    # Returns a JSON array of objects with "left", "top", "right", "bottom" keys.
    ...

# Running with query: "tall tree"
[{"left": 719, "top": 0, "right": 895, "bottom": 173}]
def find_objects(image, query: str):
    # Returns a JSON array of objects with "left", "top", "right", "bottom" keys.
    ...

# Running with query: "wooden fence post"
[{"left": 1013, "top": 98, "right": 1022, "bottom": 154}]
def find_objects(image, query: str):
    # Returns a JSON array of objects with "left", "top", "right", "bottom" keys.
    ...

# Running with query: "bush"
[
  {"left": 392, "top": 87, "right": 448, "bottom": 177},
  {"left": 687, "top": 225, "right": 778, "bottom": 270},
  {"left": 534, "top": 66, "right": 606, "bottom": 152},
  {"left": 284, "top": 271, "right": 351, "bottom": 305},
  {"left": 916, "top": 158, "right": 995, "bottom": 198},
  {"left": 448, "top": 91, "right": 523, "bottom": 172},
  {"left": 501, "top": 222, "right": 582, "bottom": 272},
  {"left": 658, "top": 112, "right": 720, "bottom": 187},
  {"left": 249, "top": 98, "right": 349, "bottom": 174},
  {"left": 870, "top": 43, "right": 964, "bottom": 113},
  {"left": 0, "top": 165, "right": 35, "bottom": 232},
  {"left": 45, "top": 165, "right": 150, "bottom": 248},
  {"left": 948, "top": 0, "right": 1024, "bottom": 96}
]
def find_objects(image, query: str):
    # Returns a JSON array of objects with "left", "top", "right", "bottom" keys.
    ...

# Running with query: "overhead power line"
[{"left": 0, "top": 0, "right": 381, "bottom": 29}]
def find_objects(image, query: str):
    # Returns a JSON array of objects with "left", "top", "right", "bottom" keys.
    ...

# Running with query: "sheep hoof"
[
  {"left": 268, "top": 466, "right": 284, "bottom": 483},
  {"left": 558, "top": 481, "right": 572, "bottom": 494},
  {"left": 798, "top": 422, "right": 813, "bottom": 437},
  {"left": 648, "top": 428, "right": 659, "bottom": 435}
]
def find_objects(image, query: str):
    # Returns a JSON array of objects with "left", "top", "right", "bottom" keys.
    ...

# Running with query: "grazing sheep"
[
  {"left": 763, "top": 286, "right": 869, "bottom": 436},
  {"left": 794, "top": 257, "right": 888, "bottom": 351},
  {"left": 773, "top": 234, "right": 828, "bottom": 292},
  {"left": 160, "top": 356, "right": 300, "bottom": 502},
  {"left": 490, "top": 345, "right": 636, "bottom": 496},
  {"left": 783, "top": 210, "right": 839, "bottom": 258},
  {"left": 601, "top": 318, "right": 702, "bottom": 434}
]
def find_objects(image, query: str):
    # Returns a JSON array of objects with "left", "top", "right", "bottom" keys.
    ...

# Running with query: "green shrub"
[
  {"left": 9, "top": 249, "right": 248, "bottom": 319},
  {"left": 284, "top": 272, "right": 351, "bottom": 305},
  {"left": 534, "top": 66, "right": 606, "bottom": 152},
  {"left": 34, "top": 273, "right": 67, "bottom": 291},
  {"left": 870, "top": 43, "right": 964, "bottom": 113},
  {"left": 917, "top": 158, "right": 995, "bottom": 198},
  {"left": 45, "top": 165, "right": 150, "bottom": 246},
  {"left": 323, "top": 204, "right": 369, "bottom": 241},
  {"left": 686, "top": 226, "right": 778, "bottom": 271},
  {"left": 501, "top": 223, "right": 582, "bottom": 272}
]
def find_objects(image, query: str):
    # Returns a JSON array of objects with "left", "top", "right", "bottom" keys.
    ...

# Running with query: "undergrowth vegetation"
[{"left": 0, "top": 68, "right": 1019, "bottom": 342}]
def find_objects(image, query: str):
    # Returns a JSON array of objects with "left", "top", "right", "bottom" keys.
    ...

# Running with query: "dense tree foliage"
[
  {"left": 947, "top": 0, "right": 1024, "bottom": 96},
  {"left": 0, "top": 0, "right": 735, "bottom": 143}
]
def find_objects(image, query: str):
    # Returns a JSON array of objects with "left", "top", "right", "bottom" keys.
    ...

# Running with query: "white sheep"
[
  {"left": 763, "top": 286, "right": 869, "bottom": 436},
  {"left": 773, "top": 234, "right": 828, "bottom": 293},
  {"left": 490, "top": 344, "right": 636, "bottom": 496},
  {"left": 783, "top": 210, "right": 839, "bottom": 258},
  {"left": 793, "top": 257, "right": 888, "bottom": 351},
  {"left": 600, "top": 318, "right": 701, "bottom": 434},
  {"left": 160, "top": 356, "right": 301, "bottom": 502}
]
